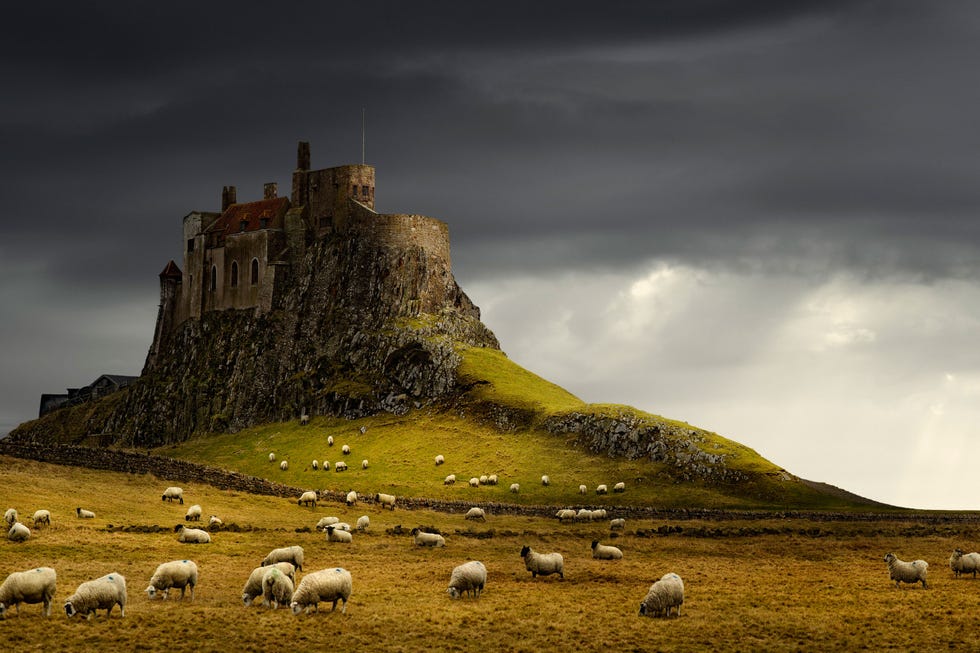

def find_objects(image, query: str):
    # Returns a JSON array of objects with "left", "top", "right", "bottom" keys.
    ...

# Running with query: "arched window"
[
  {"left": 210, "top": 265, "right": 217, "bottom": 292},
  {"left": 230, "top": 261, "right": 239, "bottom": 287},
  {"left": 251, "top": 258, "right": 259, "bottom": 286}
]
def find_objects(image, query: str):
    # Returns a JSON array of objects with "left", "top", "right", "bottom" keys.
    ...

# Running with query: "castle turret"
[
  {"left": 146, "top": 260, "right": 183, "bottom": 372},
  {"left": 222, "top": 185, "right": 237, "bottom": 211}
]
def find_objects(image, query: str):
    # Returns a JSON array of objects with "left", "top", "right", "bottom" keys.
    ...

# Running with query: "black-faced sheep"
[
  {"left": 883, "top": 552, "right": 928, "bottom": 588},
  {"left": 325, "top": 525, "right": 353, "bottom": 543},
  {"left": 145, "top": 560, "right": 198, "bottom": 601},
  {"left": 161, "top": 487, "right": 184, "bottom": 504},
  {"left": 8, "top": 522, "right": 30, "bottom": 542},
  {"left": 75, "top": 507, "right": 95, "bottom": 519},
  {"left": 950, "top": 549, "right": 980, "bottom": 578},
  {"left": 3, "top": 509, "right": 17, "bottom": 527},
  {"left": 592, "top": 540, "right": 623, "bottom": 560},
  {"left": 411, "top": 527, "right": 446, "bottom": 547},
  {"left": 174, "top": 525, "right": 211, "bottom": 544},
  {"left": 464, "top": 507, "right": 486, "bottom": 522},
  {"left": 447, "top": 561, "right": 486, "bottom": 599},
  {"left": 184, "top": 504, "right": 202, "bottom": 521},
  {"left": 520, "top": 546, "right": 564, "bottom": 579},
  {"left": 298, "top": 491, "right": 318, "bottom": 508},
  {"left": 639, "top": 573, "right": 684, "bottom": 617},
  {"left": 290, "top": 568, "right": 352, "bottom": 615},
  {"left": 375, "top": 493, "right": 396, "bottom": 510},
  {"left": 31, "top": 510, "right": 51, "bottom": 529},
  {"left": 64, "top": 573, "right": 126, "bottom": 619}
]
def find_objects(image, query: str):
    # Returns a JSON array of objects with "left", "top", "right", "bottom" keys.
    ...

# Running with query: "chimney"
[
  {"left": 297, "top": 141, "right": 310, "bottom": 170},
  {"left": 221, "top": 185, "right": 237, "bottom": 211},
  {"left": 264, "top": 182, "right": 278, "bottom": 199}
]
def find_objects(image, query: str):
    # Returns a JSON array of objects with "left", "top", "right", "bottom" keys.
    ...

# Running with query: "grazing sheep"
[
  {"left": 174, "top": 525, "right": 211, "bottom": 544},
  {"left": 280, "top": 460, "right": 289, "bottom": 471},
  {"left": 3, "top": 509, "right": 17, "bottom": 526},
  {"left": 320, "top": 460, "right": 329, "bottom": 471},
  {"left": 950, "top": 549, "right": 980, "bottom": 578},
  {"left": 541, "top": 475, "right": 550, "bottom": 486},
  {"left": 300, "top": 413, "right": 309, "bottom": 426},
  {"left": 468, "top": 477, "right": 480, "bottom": 488},
  {"left": 290, "top": 568, "right": 353, "bottom": 615},
  {"left": 312, "top": 460, "right": 318, "bottom": 471},
  {"left": 64, "top": 573, "right": 126, "bottom": 619},
  {"left": 361, "top": 459, "right": 369, "bottom": 469},
  {"left": 592, "top": 508, "right": 607, "bottom": 519},
  {"left": 596, "top": 484, "right": 608, "bottom": 495},
  {"left": 479, "top": 475, "right": 488, "bottom": 485},
  {"left": 520, "top": 546, "right": 564, "bottom": 579},
  {"left": 144, "top": 560, "right": 198, "bottom": 601},
  {"left": 8, "top": 523, "right": 30, "bottom": 542},
  {"left": 75, "top": 507, "right": 95, "bottom": 519},
  {"left": 342, "top": 444, "right": 351, "bottom": 455},
  {"left": 613, "top": 482, "right": 626, "bottom": 493},
  {"left": 592, "top": 540, "right": 623, "bottom": 560},
  {"left": 262, "top": 545, "right": 304, "bottom": 572},
  {"left": 578, "top": 485, "right": 587, "bottom": 495},
  {"left": 316, "top": 517, "right": 340, "bottom": 531},
  {"left": 298, "top": 491, "right": 318, "bottom": 508},
  {"left": 335, "top": 461, "right": 348, "bottom": 472},
  {"left": 435, "top": 455, "right": 445, "bottom": 466},
  {"left": 639, "top": 573, "right": 684, "bottom": 618},
  {"left": 269, "top": 452, "right": 276, "bottom": 463},
  {"left": 411, "top": 527, "right": 446, "bottom": 547},
  {"left": 207, "top": 515, "right": 222, "bottom": 529},
  {"left": 261, "top": 567, "right": 294, "bottom": 609},
  {"left": 242, "top": 563, "right": 295, "bottom": 606},
  {"left": 444, "top": 474, "right": 456, "bottom": 485},
  {"left": 447, "top": 561, "right": 486, "bottom": 599},
  {"left": 328, "top": 436, "right": 334, "bottom": 447},
  {"left": 576, "top": 508, "right": 595, "bottom": 522},
  {"left": 375, "top": 493, "right": 396, "bottom": 511},
  {"left": 486, "top": 474, "right": 498, "bottom": 486},
  {"left": 509, "top": 483, "right": 520, "bottom": 493},
  {"left": 356, "top": 515, "right": 370, "bottom": 531},
  {"left": 883, "top": 553, "right": 928, "bottom": 588},
  {"left": 346, "top": 490, "right": 358, "bottom": 506},
  {"left": 184, "top": 504, "right": 202, "bottom": 521},
  {"left": 555, "top": 509, "right": 577, "bottom": 523},
  {"left": 161, "top": 487, "right": 184, "bottom": 504},
  {"left": 32, "top": 510, "right": 51, "bottom": 529},
  {"left": 464, "top": 507, "right": 486, "bottom": 522},
  {"left": 0, "top": 567, "right": 56, "bottom": 619},
  {"left": 610, "top": 518, "right": 626, "bottom": 530},
  {"left": 325, "top": 525, "right": 353, "bottom": 543}
]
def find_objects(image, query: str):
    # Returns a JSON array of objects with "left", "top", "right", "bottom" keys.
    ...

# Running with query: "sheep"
[
  {"left": 174, "top": 525, "right": 211, "bottom": 544},
  {"left": 375, "top": 493, "right": 396, "bottom": 510},
  {"left": 520, "top": 546, "right": 564, "bottom": 579},
  {"left": 269, "top": 452, "right": 276, "bottom": 463},
  {"left": 64, "top": 573, "right": 126, "bottom": 619},
  {"left": 468, "top": 477, "right": 480, "bottom": 488},
  {"left": 320, "top": 460, "right": 329, "bottom": 471},
  {"left": 0, "top": 567, "right": 56, "bottom": 619},
  {"left": 541, "top": 475, "right": 550, "bottom": 486},
  {"left": 8, "top": 522, "right": 30, "bottom": 542},
  {"left": 576, "top": 508, "right": 594, "bottom": 522},
  {"left": 161, "top": 487, "right": 184, "bottom": 504},
  {"left": 298, "top": 491, "right": 318, "bottom": 508},
  {"left": 592, "top": 540, "right": 623, "bottom": 560},
  {"left": 592, "top": 508, "right": 608, "bottom": 520},
  {"left": 486, "top": 474, "right": 498, "bottom": 486},
  {"left": 316, "top": 517, "right": 340, "bottom": 531},
  {"left": 342, "top": 444, "right": 351, "bottom": 455},
  {"left": 75, "top": 507, "right": 95, "bottom": 519},
  {"left": 435, "top": 454, "right": 445, "bottom": 466},
  {"left": 479, "top": 474, "right": 488, "bottom": 485},
  {"left": 312, "top": 460, "right": 318, "bottom": 471},
  {"left": 447, "top": 561, "right": 486, "bottom": 599},
  {"left": 261, "top": 566, "right": 294, "bottom": 609},
  {"left": 346, "top": 490, "right": 358, "bottom": 506},
  {"left": 4, "top": 509, "right": 17, "bottom": 526},
  {"left": 578, "top": 485, "right": 587, "bottom": 495},
  {"left": 361, "top": 459, "right": 369, "bottom": 469},
  {"left": 613, "top": 482, "right": 626, "bottom": 493},
  {"left": 444, "top": 474, "right": 456, "bottom": 485},
  {"left": 280, "top": 460, "right": 289, "bottom": 471},
  {"left": 335, "top": 461, "right": 348, "bottom": 472},
  {"left": 509, "top": 483, "right": 520, "bottom": 493},
  {"left": 32, "top": 510, "right": 51, "bottom": 529},
  {"left": 555, "top": 509, "right": 576, "bottom": 523},
  {"left": 328, "top": 436, "right": 334, "bottom": 447},
  {"left": 300, "top": 413, "right": 309, "bottom": 426},
  {"left": 144, "top": 560, "right": 198, "bottom": 601},
  {"left": 610, "top": 518, "right": 626, "bottom": 530},
  {"left": 242, "top": 563, "right": 295, "bottom": 606},
  {"left": 596, "top": 484, "right": 608, "bottom": 495},
  {"left": 325, "top": 525, "right": 353, "bottom": 543},
  {"left": 411, "top": 527, "right": 446, "bottom": 547},
  {"left": 464, "top": 507, "right": 486, "bottom": 522},
  {"left": 949, "top": 549, "right": 980, "bottom": 578},
  {"left": 883, "top": 553, "right": 928, "bottom": 588},
  {"left": 184, "top": 504, "right": 202, "bottom": 521},
  {"left": 639, "top": 573, "right": 684, "bottom": 618},
  {"left": 262, "top": 545, "right": 304, "bottom": 572},
  {"left": 290, "top": 568, "right": 352, "bottom": 615},
  {"left": 356, "top": 515, "right": 370, "bottom": 531},
  {"left": 332, "top": 522, "right": 352, "bottom": 532},
  {"left": 207, "top": 515, "right": 222, "bottom": 529}
]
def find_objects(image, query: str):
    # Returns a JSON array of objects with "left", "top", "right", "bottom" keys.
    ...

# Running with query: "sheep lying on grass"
[
  {"left": 8, "top": 522, "right": 30, "bottom": 542},
  {"left": 208, "top": 515, "right": 223, "bottom": 529},
  {"left": 639, "top": 573, "right": 684, "bottom": 618},
  {"left": 145, "top": 560, "right": 198, "bottom": 601},
  {"left": 447, "top": 561, "right": 486, "bottom": 599},
  {"left": 325, "top": 526, "right": 353, "bottom": 543},
  {"left": 949, "top": 549, "right": 980, "bottom": 578},
  {"left": 75, "top": 507, "right": 95, "bottom": 519},
  {"left": 262, "top": 567, "right": 294, "bottom": 609},
  {"left": 520, "top": 546, "right": 564, "bottom": 579},
  {"left": 290, "top": 568, "right": 352, "bottom": 615},
  {"left": 411, "top": 527, "right": 446, "bottom": 547},
  {"left": 64, "top": 573, "right": 126, "bottom": 620},
  {"left": 555, "top": 509, "right": 576, "bottom": 523},
  {"left": 592, "top": 540, "right": 623, "bottom": 560},
  {"left": 262, "top": 545, "right": 304, "bottom": 572},
  {"left": 0, "top": 567, "right": 56, "bottom": 619},
  {"left": 883, "top": 552, "right": 928, "bottom": 588},
  {"left": 174, "top": 525, "right": 211, "bottom": 544},
  {"left": 316, "top": 517, "right": 340, "bottom": 531},
  {"left": 242, "top": 563, "right": 295, "bottom": 606}
]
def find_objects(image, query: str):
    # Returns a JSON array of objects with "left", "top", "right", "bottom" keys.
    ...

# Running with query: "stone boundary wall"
[{"left": 2, "top": 441, "right": 978, "bottom": 524}]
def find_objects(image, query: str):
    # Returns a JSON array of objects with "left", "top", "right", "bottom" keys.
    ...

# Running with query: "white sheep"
[
  {"left": 346, "top": 490, "right": 358, "bottom": 506},
  {"left": 0, "top": 567, "right": 56, "bottom": 619},
  {"left": 610, "top": 518, "right": 626, "bottom": 530},
  {"left": 411, "top": 527, "right": 446, "bottom": 547},
  {"left": 280, "top": 460, "right": 289, "bottom": 471},
  {"left": 356, "top": 515, "right": 370, "bottom": 531},
  {"left": 464, "top": 507, "right": 486, "bottom": 522},
  {"left": 509, "top": 483, "right": 520, "bottom": 493},
  {"left": 578, "top": 485, "right": 587, "bottom": 494},
  {"left": 375, "top": 493, "right": 396, "bottom": 510},
  {"left": 3, "top": 509, "right": 18, "bottom": 526},
  {"left": 64, "top": 573, "right": 127, "bottom": 619},
  {"left": 325, "top": 525, "right": 353, "bottom": 543},
  {"left": 328, "top": 436, "right": 334, "bottom": 447},
  {"left": 320, "top": 460, "right": 329, "bottom": 471},
  {"left": 184, "top": 504, "right": 202, "bottom": 521},
  {"left": 335, "top": 461, "right": 348, "bottom": 472},
  {"left": 8, "top": 522, "right": 30, "bottom": 542},
  {"left": 883, "top": 553, "right": 928, "bottom": 588},
  {"left": 592, "top": 540, "right": 623, "bottom": 560},
  {"left": 161, "top": 487, "right": 184, "bottom": 504},
  {"left": 592, "top": 508, "right": 607, "bottom": 519},
  {"left": 541, "top": 475, "right": 550, "bottom": 486},
  {"left": 576, "top": 508, "right": 594, "bottom": 522},
  {"left": 332, "top": 522, "right": 352, "bottom": 531},
  {"left": 269, "top": 452, "right": 276, "bottom": 462},
  {"left": 613, "top": 482, "right": 626, "bottom": 493},
  {"left": 145, "top": 560, "right": 198, "bottom": 601},
  {"left": 290, "top": 568, "right": 352, "bottom": 615},
  {"left": 75, "top": 507, "right": 95, "bottom": 519},
  {"left": 208, "top": 515, "right": 222, "bottom": 529},
  {"left": 596, "top": 484, "right": 608, "bottom": 495},
  {"left": 520, "top": 546, "right": 564, "bottom": 579},
  {"left": 444, "top": 474, "right": 456, "bottom": 485},
  {"left": 479, "top": 475, "right": 488, "bottom": 485},
  {"left": 174, "top": 525, "right": 211, "bottom": 544},
  {"left": 447, "top": 561, "right": 486, "bottom": 599},
  {"left": 262, "top": 545, "right": 304, "bottom": 572},
  {"left": 342, "top": 444, "right": 351, "bottom": 455},
  {"left": 468, "top": 477, "right": 480, "bottom": 488},
  {"left": 298, "top": 491, "right": 318, "bottom": 508},
  {"left": 261, "top": 566, "right": 294, "bottom": 609},
  {"left": 316, "top": 517, "right": 340, "bottom": 531},
  {"left": 555, "top": 509, "right": 576, "bottom": 523},
  {"left": 312, "top": 460, "right": 318, "bottom": 471},
  {"left": 242, "top": 563, "right": 295, "bottom": 606},
  {"left": 32, "top": 510, "right": 51, "bottom": 529},
  {"left": 486, "top": 474, "right": 498, "bottom": 486},
  {"left": 361, "top": 459, "right": 369, "bottom": 469},
  {"left": 950, "top": 549, "right": 980, "bottom": 578},
  {"left": 639, "top": 573, "right": 684, "bottom": 618},
  {"left": 435, "top": 454, "right": 445, "bottom": 466}
]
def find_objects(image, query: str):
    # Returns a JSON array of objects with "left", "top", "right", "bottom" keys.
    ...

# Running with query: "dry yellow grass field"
[{"left": 2, "top": 456, "right": 980, "bottom": 652}]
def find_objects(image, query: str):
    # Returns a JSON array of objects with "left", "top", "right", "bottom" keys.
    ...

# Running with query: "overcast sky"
[{"left": 3, "top": 1, "right": 980, "bottom": 509}]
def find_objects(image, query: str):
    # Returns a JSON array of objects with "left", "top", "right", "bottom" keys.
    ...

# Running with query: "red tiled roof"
[
  {"left": 159, "top": 260, "right": 182, "bottom": 279},
  {"left": 210, "top": 197, "right": 290, "bottom": 240}
]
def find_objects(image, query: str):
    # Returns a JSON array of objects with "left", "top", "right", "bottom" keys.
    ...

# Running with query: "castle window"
[
  {"left": 352, "top": 184, "right": 358, "bottom": 195},
  {"left": 251, "top": 259, "right": 259, "bottom": 285},
  {"left": 210, "top": 265, "right": 217, "bottom": 292},
  {"left": 239, "top": 219, "right": 248, "bottom": 232},
  {"left": 230, "top": 261, "right": 239, "bottom": 288},
  {"left": 187, "top": 239, "right": 195, "bottom": 252},
  {"left": 260, "top": 217, "right": 269, "bottom": 229},
  {"left": 361, "top": 186, "right": 369, "bottom": 198}
]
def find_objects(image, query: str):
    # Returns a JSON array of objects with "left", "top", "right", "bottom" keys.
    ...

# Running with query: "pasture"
[{"left": 2, "top": 456, "right": 980, "bottom": 652}]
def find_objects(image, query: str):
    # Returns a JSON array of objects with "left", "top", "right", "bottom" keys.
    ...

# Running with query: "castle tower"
[{"left": 146, "top": 260, "right": 183, "bottom": 372}]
